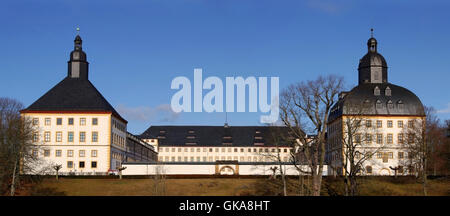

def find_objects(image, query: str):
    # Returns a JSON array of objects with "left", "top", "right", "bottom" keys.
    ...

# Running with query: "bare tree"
[
  {"left": 400, "top": 106, "right": 437, "bottom": 196},
  {"left": 280, "top": 75, "right": 344, "bottom": 196},
  {"left": 257, "top": 126, "right": 290, "bottom": 196},
  {"left": 0, "top": 97, "right": 42, "bottom": 196},
  {"left": 53, "top": 164, "right": 62, "bottom": 181},
  {"left": 152, "top": 162, "right": 166, "bottom": 195},
  {"left": 338, "top": 105, "right": 385, "bottom": 196}
]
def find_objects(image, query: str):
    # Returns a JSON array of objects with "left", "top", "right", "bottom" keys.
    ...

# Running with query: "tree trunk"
[
  {"left": 10, "top": 160, "right": 17, "bottom": 196},
  {"left": 423, "top": 157, "right": 427, "bottom": 196},
  {"left": 311, "top": 173, "right": 321, "bottom": 196}
]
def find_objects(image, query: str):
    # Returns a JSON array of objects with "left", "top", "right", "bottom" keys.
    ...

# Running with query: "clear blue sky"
[{"left": 1, "top": 0, "right": 449, "bottom": 134}]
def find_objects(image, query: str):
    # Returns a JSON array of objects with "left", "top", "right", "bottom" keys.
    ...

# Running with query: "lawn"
[{"left": 20, "top": 176, "right": 450, "bottom": 196}]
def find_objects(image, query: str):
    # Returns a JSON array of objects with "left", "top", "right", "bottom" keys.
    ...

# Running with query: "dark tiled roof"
[
  {"left": 22, "top": 77, "right": 126, "bottom": 122},
  {"left": 139, "top": 126, "right": 293, "bottom": 147},
  {"left": 329, "top": 83, "right": 425, "bottom": 123}
]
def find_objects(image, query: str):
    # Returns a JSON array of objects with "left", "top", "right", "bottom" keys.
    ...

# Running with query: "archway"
[
  {"left": 379, "top": 168, "right": 391, "bottom": 176},
  {"left": 219, "top": 166, "right": 235, "bottom": 175}
]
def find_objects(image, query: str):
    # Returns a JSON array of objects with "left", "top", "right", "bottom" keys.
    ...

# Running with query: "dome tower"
[{"left": 358, "top": 29, "right": 388, "bottom": 84}]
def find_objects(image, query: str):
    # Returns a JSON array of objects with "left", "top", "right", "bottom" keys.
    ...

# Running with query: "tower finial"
[
  {"left": 76, "top": 27, "right": 80, "bottom": 35},
  {"left": 370, "top": 28, "right": 374, "bottom": 38}
]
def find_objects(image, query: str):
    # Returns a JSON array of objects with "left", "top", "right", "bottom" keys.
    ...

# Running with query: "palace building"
[
  {"left": 139, "top": 125, "right": 293, "bottom": 163},
  {"left": 122, "top": 125, "right": 317, "bottom": 176},
  {"left": 20, "top": 35, "right": 157, "bottom": 175},
  {"left": 326, "top": 33, "right": 425, "bottom": 176}
]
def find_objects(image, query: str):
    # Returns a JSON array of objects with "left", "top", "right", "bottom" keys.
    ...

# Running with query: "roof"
[
  {"left": 139, "top": 125, "right": 294, "bottom": 147},
  {"left": 21, "top": 77, "right": 127, "bottom": 123},
  {"left": 329, "top": 82, "right": 425, "bottom": 122}
]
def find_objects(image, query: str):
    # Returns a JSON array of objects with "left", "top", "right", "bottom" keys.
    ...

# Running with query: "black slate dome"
[
  {"left": 328, "top": 32, "right": 425, "bottom": 122},
  {"left": 329, "top": 83, "right": 425, "bottom": 122}
]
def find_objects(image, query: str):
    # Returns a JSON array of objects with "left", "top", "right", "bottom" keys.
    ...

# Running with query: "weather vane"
[
  {"left": 76, "top": 27, "right": 80, "bottom": 35},
  {"left": 371, "top": 28, "right": 374, "bottom": 37}
]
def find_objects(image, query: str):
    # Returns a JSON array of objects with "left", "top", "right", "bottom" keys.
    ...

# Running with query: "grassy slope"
[{"left": 24, "top": 177, "right": 449, "bottom": 196}]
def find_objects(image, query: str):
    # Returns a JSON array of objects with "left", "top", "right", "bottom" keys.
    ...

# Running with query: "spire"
[
  {"left": 68, "top": 29, "right": 89, "bottom": 79},
  {"left": 367, "top": 28, "right": 377, "bottom": 53}
]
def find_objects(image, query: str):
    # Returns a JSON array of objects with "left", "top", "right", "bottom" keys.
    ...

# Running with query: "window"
[
  {"left": 32, "top": 150, "right": 38, "bottom": 157},
  {"left": 385, "top": 87, "right": 391, "bottom": 96},
  {"left": 45, "top": 118, "right": 51, "bottom": 126},
  {"left": 355, "top": 134, "right": 361, "bottom": 143},
  {"left": 366, "top": 166, "right": 372, "bottom": 174},
  {"left": 55, "top": 150, "right": 62, "bottom": 157},
  {"left": 377, "top": 152, "right": 382, "bottom": 159},
  {"left": 56, "top": 118, "right": 62, "bottom": 125},
  {"left": 387, "top": 134, "right": 393, "bottom": 144},
  {"left": 56, "top": 132, "right": 62, "bottom": 142},
  {"left": 32, "top": 118, "right": 39, "bottom": 125},
  {"left": 398, "top": 134, "right": 404, "bottom": 144},
  {"left": 80, "top": 118, "right": 86, "bottom": 126},
  {"left": 376, "top": 120, "right": 382, "bottom": 128},
  {"left": 366, "top": 134, "right": 372, "bottom": 143},
  {"left": 79, "top": 150, "right": 85, "bottom": 157},
  {"left": 92, "top": 132, "right": 98, "bottom": 142},
  {"left": 234, "top": 148, "right": 237, "bottom": 152},
  {"left": 68, "top": 118, "right": 74, "bottom": 125},
  {"left": 376, "top": 100, "right": 383, "bottom": 109},
  {"left": 408, "top": 120, "right": 414, "bottom": 128},
  {"left": 397, "top": 101, "right": 404, "bottom": 110},
  {"left": 67, "top": 161, "right": 73, "bottom": 168},
  {"left": 79, "top": 161, "right": 85, "bottom": 168},
  {"left": 398, "top": 120, "right": 403, "bottom": 128},
  {"left": 79, "top": 132, "right": 86, "bottom": 142},
  {"left": 388, "top": 152, "right": 393, "bottom": 159},
  {"left": 366, "top": 120, "right": 372, "bottom": 128},
  {"left": 408, "top": 133, "right": 414, "bottom": 144},
  {"left": 91, "top": 161, "right": 97, "bottom": 168},
  {"left": 68, "top": 132, "right": 74, "bottom": 142},
  {"left": 67, "top": 150, "right": 73, "bottom": 157},
  {"left": 398, "top": 152, "right": 404, "bottom": 159},
  {"left": 33, "top": 132, "right": 39, "bottom": 142},
  {"left": 44, "top": 149, "right": 50, "bottom": 157},
  {"left": 374, "top": 86, "right": 380, "bottom": 96},
  {"left": 387, "top": 100, "right": 394, "bottom": 109},
  {"left": 387, "top": 120, "right": 393, "bottom": 128},
  {"left": 92, "top": 118, "right": 98, "bottom": 125},
  {"left": 44, "top": 131, "right": 51, "bottom": 142},
  {"left": 376, "top": 134, "right": 383, "bottom": 144}
]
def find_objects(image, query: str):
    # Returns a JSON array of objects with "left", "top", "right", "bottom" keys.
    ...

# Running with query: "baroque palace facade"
[
  {"left": 20, "top": 35, "right": 157, "bottom": 175},
  {"left": 326, "top": 34, "right": 425, "bottom": 176},
  {"left": 20, "top": 32, "right": 424, "bottom": 176}
]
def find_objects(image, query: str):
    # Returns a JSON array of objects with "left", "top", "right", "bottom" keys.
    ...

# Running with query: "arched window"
[
  {"left": 374, "top": 86, "right": 380, "bottom": 96},
  {"left": 387, "top": 100, "right": 394, "bottom": 109},
  {"left": 376, "top": 100, "right": 383, "bottom": 109},
  {"left": 366, "top": 166, "right": 372, "bottom": 174},
  {"left": 397, "top": 100, "right": 404, "bottom": 110},
  {"left": 385, "top": 86, "right": 391, "bottom": 96}
]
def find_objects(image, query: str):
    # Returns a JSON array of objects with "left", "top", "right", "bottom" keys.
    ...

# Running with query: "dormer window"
[
  {"left": 374, "top": 86, "right": 380, "bottom": 96},
  {"left": 387, "top": 100, "right": 394, "bottom": 109},
  {"left": 385, "top": 87, "right": 391, "bottom": 96},
  {"left": 376, "top": 100, "right": 383, "bottom": 109},
  {"left": 397, "top": 100, "right": 404, "bottom": 110},
  {"left": 188, "top": 130, "right": 195, "bottom": 134}
]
